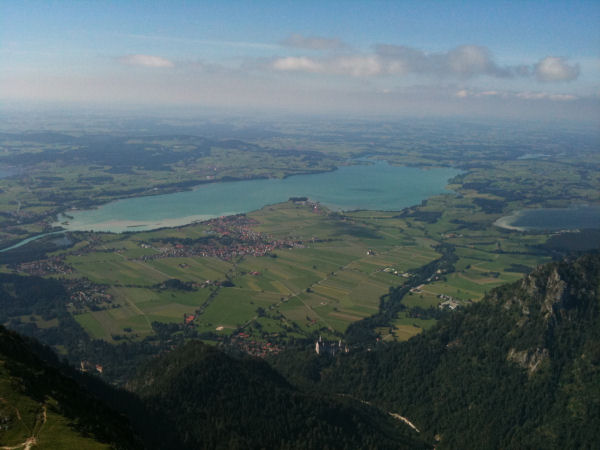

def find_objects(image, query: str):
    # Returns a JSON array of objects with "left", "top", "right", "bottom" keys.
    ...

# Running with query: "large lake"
[
  {"left": 495, "top": 205, "right": 600, "bottom": 231},
  {"left": 55, "top": 162, "right": 460, "bottom": 233}
]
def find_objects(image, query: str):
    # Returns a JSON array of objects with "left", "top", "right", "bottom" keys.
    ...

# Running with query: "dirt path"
[
  {"left": 388, "top": 412, "right": 420, "bottom": 433},
  {"left": 134, "top": 260, "right": 172, "bottom": 279},
  {"left": 294, "top": 292, "right": 335, "bottom": 331},
  {"left": 336, "top": 394, "right": 421, "bottom": 434},
  {"left": 119, "top": 290, "right": 152, "bottom": 328},
  {"left": 0, "top": 402, "right": 46, "bottom": 450},
  {"left": 0, "top": 397, "right": 28, "bottom": 435}
]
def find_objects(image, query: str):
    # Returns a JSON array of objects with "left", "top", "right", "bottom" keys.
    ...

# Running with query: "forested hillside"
[
  {"left": 273, "top": 253, "right": 600, "bottom": 449},
  {"left": 127, "top": 341, "right": 428, "bottom": 449},
  {"left": 2, "top": 253, "right": 599, "bottom": 449},
  {"left": 0, "top": 322, "right": 428, "bottom": 449},
  {"left": 0, "top": 326, "right": 140, "bottom": 449}
]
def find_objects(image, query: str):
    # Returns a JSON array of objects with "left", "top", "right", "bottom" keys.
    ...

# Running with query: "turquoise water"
[
  {"left": 0, "top": 231, "right": 66, "bottom": 253},
  {"left": 496, "top": 205, "right": 600, "bottom": 231},
  {"left": 54, "top": 161, "right": 460, "bottom": 233},
  {"left": 517, "top": 153, "right": 550, "bottom": 160}
]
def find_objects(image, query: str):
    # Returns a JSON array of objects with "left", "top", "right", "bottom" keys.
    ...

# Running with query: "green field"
[
  {"left": 3, "top": 195, "right": 559, "bottom": 344},
  {"left": 2, "top": 123, "right": 597, "bottom": 347}
]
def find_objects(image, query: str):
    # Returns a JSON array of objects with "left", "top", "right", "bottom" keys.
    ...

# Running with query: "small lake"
[
  {"left": 0, "top": 167, "right": 15, "bottom": 179},
  {"left": 517, "top": 153, "right": 550, "bottom": 160},
  {"left": 495, "top": 205, "right": 600, "bottom": 231},
  {"left": 55, "top": 161, "right": 460, "bottom": 233}
]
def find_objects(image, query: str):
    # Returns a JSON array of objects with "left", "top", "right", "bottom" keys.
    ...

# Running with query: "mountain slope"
[
  {"left": 0, "top": 326, "right": 141, "bottom": 449},
  {"left": 128, "top": 341, "right": 429, "bottom": 449},
  {"left": 276, "top": 253, "right": 600, "bottom": 449},
  {"left": 3, "top": 251, "right": 597, "bottom": 449}
]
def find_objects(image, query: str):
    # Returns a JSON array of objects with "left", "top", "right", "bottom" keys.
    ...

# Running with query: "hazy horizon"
[{"left": 2, "top": 1, "right": 599, "bottom": 122}]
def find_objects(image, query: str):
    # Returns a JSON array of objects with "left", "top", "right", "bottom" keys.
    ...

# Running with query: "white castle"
[{"left": 315, "top": 335, "right": 349, "bottom": 355}]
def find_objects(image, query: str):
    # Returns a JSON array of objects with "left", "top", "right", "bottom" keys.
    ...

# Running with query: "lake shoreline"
[
  {"left": 494, "top": 210, "right": 527, "bottom": 231},
  {"left": 1, "top": 160, "right": 461, "bottom": 251},
  {"left": 495, "top": 205, "right": 600, "bottom": 232},
  {"left": 52, "top": 161, "right": 460, "bottom": 233}
]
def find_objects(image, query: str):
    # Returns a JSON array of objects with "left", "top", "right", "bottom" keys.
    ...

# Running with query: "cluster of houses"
[
  {"left": 138, "top": 215, "right": 305, "bottom": 261},
  {"left": 230, "top": 332, "right": 282, "bottom": 358},
  {"left": 441, "top": 232, "right": 463, "bottom": 239},
  {"left": 410, "top": 284, "right": 426, "bottom": 294},
  {"left": 207, "top": 214, "right": 260, "bottom": 236},
  {"left": 13, "top": 252, "right": 117, "bottom": 314},
  {"left": 427, "top": 269, "right": 446, "bottom": 282},
  {"left": 184, "top": 313, "right": 196, "bottom": 325},
  {"left": 64, "top": 278, "right": 113, "bottom": 311},
  {"left": 409, "top": 282, "right": 462, "bottom": 310},
  {"left": 148, "top": 239, "right": 294, "bottom": 260},
  {"left": 289, "top": 198, "right": 322, "bottom": 213},
  {"left": 382, "top": 267, "right": 413, "bottom": 278},
  {"left": 15, "top": 256, "right": 73, "bottom": 277},
  {"left": 438, "top": 294, "right": 461, "bottom": 310}
]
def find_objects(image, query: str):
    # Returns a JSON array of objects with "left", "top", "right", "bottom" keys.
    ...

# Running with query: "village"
[
  {"left": 14, "top": 256, "right": 73, "bottom": 277},
  {"left": 229, "top": 331, "right": 283, "bottom": 358},
  {"left": 63, "top": 278, "right": 114, "bottom": 312},
  {"left": 138, "top": 214, "right": 306, "bottom": 261}
]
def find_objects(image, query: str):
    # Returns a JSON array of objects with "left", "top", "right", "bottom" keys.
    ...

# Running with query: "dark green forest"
[
  {"left": 272, "top": 253, "right": 600, "bottom": 449},
  {"left": 126, "top": 341, "right": 427, "bottom": 449},
  {"left": 0, "top": 326, "right": 141, "bottom": 449}
]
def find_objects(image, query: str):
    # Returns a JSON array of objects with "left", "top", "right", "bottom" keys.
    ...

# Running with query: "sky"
[{"left": 1, "top": 0, "right": 599, "bottom": 121}]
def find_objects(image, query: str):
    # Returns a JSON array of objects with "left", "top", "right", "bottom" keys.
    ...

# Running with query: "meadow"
[
  {"left": 5, "top": 194, "right": 556, "bottom": 345},
  {"left": 2, "top": 123, "right": 597, "bottom": 346},
  {"left": 53, "top": 202, "right": 440, "bottom": 341}
]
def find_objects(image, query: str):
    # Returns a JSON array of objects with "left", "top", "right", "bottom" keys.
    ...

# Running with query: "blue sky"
[{"left": 2, "top": 0, "right": 599, "bottom": 120}]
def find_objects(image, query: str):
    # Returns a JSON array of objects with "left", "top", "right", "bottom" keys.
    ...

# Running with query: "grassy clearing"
[{"left": 0, "top": 362, "right": 112, "bottom": 449}]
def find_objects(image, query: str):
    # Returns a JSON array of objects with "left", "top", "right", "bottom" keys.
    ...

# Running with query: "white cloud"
[
  {"left": 281, "top": 33, "right": 346, "bottom": 50},
  {"left": 118, "top": 54, "right": 174, "bottom": 68},
  {"left": 270, "top": 54, "right": 385, "bottom": 76},
  {"left": 271, "top": 55, "right": 381, "bottom": 76},
  {"left": 534, "top": 57, "right": 579, "bottom": 82},
  {"left": 331, "top": 55, "right": 382, "bottom": 76},
  {"left": 272, "top": 56, "right": 322, "bottom": 73},
  {"left": 271, "top": 44, "right": 514, "bottom": 78},
  {"left": 515, "top": 91, "right": 578, "bottom": 101},
  {"left": 455, "top": 88, "right": 578, "bottom": 101},
  {"left": 270, "top": 45, "right": 583, "bottom": 85},
  {"left": 444, "top": 45, "right": 509, "bottom": 78}
]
